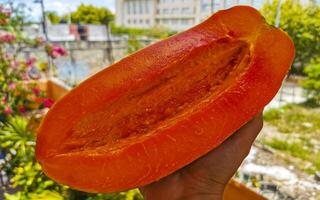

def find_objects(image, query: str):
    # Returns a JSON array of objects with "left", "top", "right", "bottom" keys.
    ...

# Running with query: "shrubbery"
[{"left": 301, "top": 58, "right": 320, "bottom": 105}]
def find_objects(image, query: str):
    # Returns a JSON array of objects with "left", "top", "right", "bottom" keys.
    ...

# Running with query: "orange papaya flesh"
[{"left": 36, "top": 6, "right": 295, "bottom": 193}]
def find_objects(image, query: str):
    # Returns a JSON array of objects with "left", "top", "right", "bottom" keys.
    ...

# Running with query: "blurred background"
[{"left": 0, "top": 0, "right": 319, "bottom": 199}]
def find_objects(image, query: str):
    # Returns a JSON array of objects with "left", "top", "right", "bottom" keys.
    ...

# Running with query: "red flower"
[
  {"left": 18, "top": 106, "right": 26, "bottom": 113},
  {"left": 25, "top": 57, "right": 37, "bottom": 67},
  {"left": 42, "top": 98, "right": 54, "bottom": 108},
  {"left": 32, "top": 87, "right": 41, "bottom": 96}
]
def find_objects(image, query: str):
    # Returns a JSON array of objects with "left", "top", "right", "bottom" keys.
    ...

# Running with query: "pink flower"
[
  {"left": 43, "top": 98, "right": 54, "bottom": 108},
  {"left": 10, "top": 60, "right": 20, "bottom": 68},
  {"left": 25, "top": 57, "right": 36, "bottom": 67},
  {"left": 4, "top": 106, "right": 13, "bottom": 114},
  {"left": 8, "top": 83, "right": 16, "bottom": 90},
  {"left": 0, "top": 5, "right": 11, "bottom": 17},
  {"left": 46, "top": 44, "right": 67, "bottom": 59},
  {"left": 3, "top": 9, "right": 11, "bottom": 17},
  {"left": 4, "top": 52, "right": 12, "bottom": 60},
  {"left": 51, "top": 51, "right": 60, "bottom": 59},
  {"left": 18, "top": 106, "right": 26, "bottom": 113},
  {"left": 0, "top": 32, "right": 16, "bottom": 43},
  {"left": 32, "top": 87, "right": 41, "bottom": 96},
  {"left": 53, "top": 46, "right": 67, "bottom": 56},
  {"left": 22, "top": 73, "right": 30, "bottom": 81}
]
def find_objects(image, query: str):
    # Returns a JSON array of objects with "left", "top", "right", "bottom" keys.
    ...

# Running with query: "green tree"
[
  {"left": 46, "top": 11, "right": 61, "bottom": 24},
  {"left": 70, "top": 4, "right": 114, "bottom": 24},
  {"left": 261, "top": 0, "right": 320, "bottom": 74}
]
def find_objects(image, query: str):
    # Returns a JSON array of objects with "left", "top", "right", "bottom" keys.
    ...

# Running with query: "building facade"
[{"left": 116, "top": 0, "right": 263, "bottom": 31}]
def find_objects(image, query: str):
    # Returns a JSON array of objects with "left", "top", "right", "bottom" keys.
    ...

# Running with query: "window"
[
  {"left": 133, "top": 1, "right": 137, "bottom": 14},
  {"left": 163, "top": 8, "right": 169, "bottom": 14},
  {"left": 200, "top": 0, "right": 210, "bottom": 12},
  {"left": 182, "top": 7, "right": 192, "bottom": 14},
  {"left": 181, "top": 19, "right": 189, "bottom": 25},
  {"left": 127, "top": 2, "right": 131, "bottom": 14},
  {"left": 133, "top": 19, "right": 137, "bottom": 24},
  {"left": 171, "top": 19, "right": 178, "bottom": 25},
  {"left": 139, "top": 19, "right": 143, "bottom": 24},
  {"left": 171, "top": 8, "right": 179, "bottom": 14},
  {"left": 128, "top": 19, "right": 131, "bottom": 24},
  {"left": 146, "top": 19, "right": 150, "bottom": 24},
  {"left": 162, "top": 19, "right": 169, "bottom": 24},
  {"left": 146, "top": 0, "right": 150, "bottom": 13},
  {"left": 139, "top": 0, "right": 143, "bottom": 14}
]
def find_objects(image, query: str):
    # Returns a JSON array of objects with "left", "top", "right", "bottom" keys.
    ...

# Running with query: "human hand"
[{"left": 140, "top": 112, "right": 263, "bottom": 200}]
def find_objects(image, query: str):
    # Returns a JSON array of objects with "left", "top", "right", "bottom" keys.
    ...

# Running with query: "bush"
[
  {"left": 301, "top": 58, "right": 320, "bottom": 104},
  {"left": 111, "top": 23, "right": 177, "bottom": 39}
]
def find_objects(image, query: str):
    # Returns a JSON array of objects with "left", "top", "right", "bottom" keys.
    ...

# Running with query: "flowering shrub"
[
  {"left": 45, "top": 43, "right": 68, "bottom": 59},
  {"left": 0, "top": 3, "right": 143, "bottom": 200},
  {"left": 0, "top": 32, "right": 16, "bottom": 43},
  {"left": 0, "top": 4, "right": 67, "bottom": 119},
  {"left": 0, "top": 4, "right": 11, "bottom": 25}
]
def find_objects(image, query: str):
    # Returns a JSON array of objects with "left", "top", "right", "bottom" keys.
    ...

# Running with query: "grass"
[
  {"left": 264, "top": 103, "right": 320, "bottom": 139},
  {"left": 263, "top": 138, "right": 310, "bottom": 159},
  {"left": 263, "top": 103, "right": 320, "bottom": 174}
]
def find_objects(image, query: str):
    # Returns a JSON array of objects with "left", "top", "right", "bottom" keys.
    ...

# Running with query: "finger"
[
  {"left": 185, "top": 111, "right": 263, "bottom": 180},
  {"left": 223, "top": 110, "right": 263, "bottom": 155}
]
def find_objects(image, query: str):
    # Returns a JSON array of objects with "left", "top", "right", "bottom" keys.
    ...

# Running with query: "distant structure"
[{"left": 116, "top": 0, "right": 263, "bottom": 31}]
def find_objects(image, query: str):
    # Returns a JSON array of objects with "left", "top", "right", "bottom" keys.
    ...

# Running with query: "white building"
[{"left": 116, "top": 0, "right": 264, "bottom": 31}]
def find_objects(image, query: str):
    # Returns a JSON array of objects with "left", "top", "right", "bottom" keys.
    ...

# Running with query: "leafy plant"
[
  {"left": 263, "top": 103, "right": 320, "bottom": 173},
  {"left": 261, "top": 0, "right": 320, "bottom": 75},
  {"left": 0, "top": 115, "right": 68, "bottom": 199},
  {"left": 127, "top": 37, "right": 143, "bottom": 54},
  {"left": 64, "top": 4, "right": 114, "bottom": 24},
  {"left": 0, "top": 116, "right": 34, "bottom": 176},
  {"left": 0, "top": 3, "right": 67, "bottom": 119},
  {"left": 110, "top": 23, "right": 177, "bottom": 39},
  {"left": 301, "top": 58, "right": 320, "bottom": 104},
  {"left": 5, "top": 190, "right": 64, "bottom": 200}
]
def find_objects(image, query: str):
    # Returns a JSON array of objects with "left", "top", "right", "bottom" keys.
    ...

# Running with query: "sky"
[{"left": 0, "top": 0, "right": 115, "bottom": 21}]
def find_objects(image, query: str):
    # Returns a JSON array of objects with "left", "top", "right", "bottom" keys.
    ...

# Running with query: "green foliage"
[
  {"left": 5, "top": 190, "right": 64, "bottom": 200},
  {"left": 111, "top": 23, "right": 177, "bottom": 39},
  {"left": 263, "top": 103, "right": 320, "bottom": 173},
  {"left": 261, "top": 0, "right": 320, "bottom": 74},
  {"left": 301, "top": 58, "right": 320, "bottom": 104},
  {"left": 0, "top": 116, "right": 66, "bottom": 199},
  {"left": 74, "top": 189, "right": 143, "bottom": 200},
  {"left": 9, "top": 161, "right": 66, "bottom": 197},
  {"left": 46, "top": 11, "right": 61, "bottom": 24},
  {"left": 68, "top": 4, "right": 114, "bottom": 24},
  {"left": 264, "top": 104, "right": 320, "bottom": 135},
  {"left": 264, "top": 138, "right": 310, "bottom": 159},
  {"left": 127, "top": 37, "right": 143, "bottom": 54},
  {"left": 0, "top": 116, "right": 34, "bottom": 162}
]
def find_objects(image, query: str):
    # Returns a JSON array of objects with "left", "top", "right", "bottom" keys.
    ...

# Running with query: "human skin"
[{"left": 140, "top": 112, "right": 263, "bottom": 200}]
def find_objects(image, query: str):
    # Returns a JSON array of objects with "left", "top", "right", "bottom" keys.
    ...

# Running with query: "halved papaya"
[{"left": 36, "top": 6, "right": 294, "bottom": 193}]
